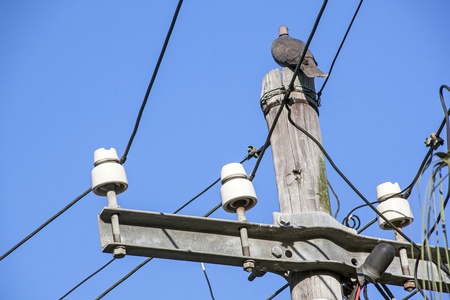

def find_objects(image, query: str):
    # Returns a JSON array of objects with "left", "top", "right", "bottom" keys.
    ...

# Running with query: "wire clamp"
[
  {"left": 424, "top": 132, "right": 444, "bottom": 150},
  {"left": 247, "top": 146, "right": 260, "bottom": 159}
]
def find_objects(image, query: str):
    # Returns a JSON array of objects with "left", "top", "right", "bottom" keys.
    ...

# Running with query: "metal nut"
[
  {"left": 113, "top": 246, "right": 126, "bottom": 258},
  {"left": 243, "top": 260, "right": 255, "bottom": 272},
  {"left": 278, "top": 215, "right": 290, "bottom": 226},
  {"left": 403, "top": 280, "right": 415, "bottom": 292},
  {"left": 271, "top": 246, "right": 283, "bottom": 258}
]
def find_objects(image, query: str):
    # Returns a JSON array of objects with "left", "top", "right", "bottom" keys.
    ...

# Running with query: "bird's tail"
[{"left": 301, "top": 58, "right": 328, "bottom": 78}]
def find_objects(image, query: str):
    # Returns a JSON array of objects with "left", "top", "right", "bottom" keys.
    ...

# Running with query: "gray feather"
[{"left": 271, "top": 27, "right": 327, "bottom": 78}]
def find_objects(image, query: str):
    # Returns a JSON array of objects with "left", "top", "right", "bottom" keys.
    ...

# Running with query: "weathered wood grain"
[{"left": 261, "top": 68, "right": 341, "bottom": 299}]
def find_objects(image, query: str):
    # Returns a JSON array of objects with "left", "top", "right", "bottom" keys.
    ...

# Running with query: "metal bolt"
[
  {"left": 271, "top": 246, "right": 283, "bottom": 258},
  {"left": 113, "top": 246, "right": 126, "bottom": 258},
  {"left": 403, "top": 280, "right": 415, "bottom": 292},
  {"left": 278, "top": 215, "right": 290, "bottom": 226},
  {"left": 243, "top": 260, "right": 255, "bottom": 272}
]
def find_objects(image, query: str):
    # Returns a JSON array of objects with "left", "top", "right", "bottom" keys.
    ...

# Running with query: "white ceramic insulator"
[
  {"left": 376, "top": 182, "right": 401, "bottom": 200},
  {"left": 220, "top": 163, "right": 257, "bottom": 213},
  {"left": 91, "top": 148, "right": 128, "bottom": 196},
  {"left": 376, "top": 182, "right": 413, "bottom": 229}
]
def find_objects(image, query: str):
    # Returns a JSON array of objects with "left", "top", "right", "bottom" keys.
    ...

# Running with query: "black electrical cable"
[
  {"left": 248, "top": 0, "right": 329, "bottom": 181},
  {"left": 59, "top": 258, "right": 116, "bottom": 300},
  {"left": 342, "top": 87, "right": 450, "bottom": 230},
  {"left": 401, "top": 289, "right": 419, "bottom": 300},
  {"left": 357, "top": 217, "right": 377, "bottom": 234},
  {"left": 62, "top": 145, "right": 258, "bottom": 298},
  {"left": 0, "top": 187, "right": 92, "bottom": 262},
  {"left": 343, "top": 152, "right": 433, "bottom": 227},
  {"left": 285, "top": 104, "right": 450, "bottom": 277},
  {"left": 266, "top": 283, "right": 289, "bottom": 300},
  {"left": 362, "top": 285, "right": 369, "bottom": 300},
  {"left": 93, "top": 207, "right": 222, "bottom": 299},
  {"left": 379, "top": 283, "right": 395, "bottom": 300},
  {"left": 423, "top": 85, "right": 450, "bottom": 241},
  {"left": 343, "top": 202, "right": 376, "bottom": 228},
  {"left": 317, "top": 0, "right": 363, "bottom": 101},
  {"left": 411, "top": 85, "right": 450, "bottom": 297},
  {"left": 440, "top": 85, "right": 450, "bottom": 151},
  {"left": 119, "top": 0, "right": 184, "bottom": 165},
  {"left": 403, "top": 86, "right": 450, "bottom": 199},
  {"left": 203, "top": 203, "right": 222, "bottom": 218},
  {"left": 173, "top": 178, "right": 220, "bottom": 214},
  {"left": 95, "top": 257, "right": 154, "bottom": 300},
  {"left": 95, "top": 202, "right": 223, "bottom": 299},
  {"left": 201, "top": 263, "right": 216, "bottom": 300},
  {"left": 373, "top": 283, "right": 389, "bottom": 300},
  {"left": 173, "top": 146, "right": 262, "bottom": 214}
]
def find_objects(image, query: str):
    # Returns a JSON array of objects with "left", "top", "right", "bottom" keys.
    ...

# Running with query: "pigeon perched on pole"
[{"left": 271, "top": 25, "right": 327, "bottom": 78}]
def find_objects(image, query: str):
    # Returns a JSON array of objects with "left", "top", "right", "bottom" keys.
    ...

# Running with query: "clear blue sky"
[{"left": 1, "top": 1, "right": 449, "bottom": 299}]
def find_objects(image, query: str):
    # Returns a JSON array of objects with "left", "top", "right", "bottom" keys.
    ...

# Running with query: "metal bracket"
[{"left": 98, "top": 208, "right": 450, "bottom": 289}]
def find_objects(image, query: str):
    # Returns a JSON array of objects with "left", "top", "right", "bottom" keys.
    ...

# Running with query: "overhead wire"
[
  {"left": 95, "top": 202, "right": 224, "bottom": 299},
  {"left": 59, "top": 145, "right": 259, "bottom": 298},
  {"left": 0, "top": 0, "right": 186, "bottom": 264},
  {"left": 119, "top": 0, "right": 184, "bottom": 165},
  {"left": 342, "top": 87, "right": 450, "bottom": 231},
  {"left": 0, "top": 187, "right": 92, "bottom": 262},
  {"left": 59, "top": 258, "right": 116, "bottom": 300},
  {"left": 374, "top": 283, "right": 390, "bottom": 300},
  {"left": 201, "top": 262, "right": 216, "bottom": 300},
  {"left": 11, "top": 0, "right": 185, "bottom": 295},
  {"left": 173, "top": 146, "right": 262, "bottom": 215},
  {"left": 95, "top": 257, "right": 154, "bottom": 300},
  {"left": 317, "top": 0, "right": 364, "bottom": 102},
  {"left": 423, "top": 85, "right": 450, "bottom": 241},
  {"left": 379, "top": 283, "right": 395, "bottom": 300},
  {"left": 265, "top": 283, "right": 289, "bottom": 300},
  {"left": 248, "top": 0, "right": 329, "bottom": 182},
  {"left": 284, "top": 104, "right": 450, "bottom": 277},
  {"left": 411, "top": 85, "right": 450, "bottom": 298}
]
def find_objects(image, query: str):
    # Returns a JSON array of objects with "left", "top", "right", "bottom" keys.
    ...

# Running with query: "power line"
[
  {"left": 201, "top": 262, "right": 216, "bottom": 300},
  {"left": 248, "top": 0, "right": 329, "bottom": 181},
  {"left": 342, "top": 87, "right": 450, "bottom": 230},
  {"left": 317, "top": 0, "right": 364, "bottom": 102},
  {"left": 173, "top": 146, "right": 262, "bottom": 215},
  {"left": 95, "top": 257, "right": 154, "bottom": 300},
  {"left": 0, "top": 187, "right": 92, "bottom": 262},
  {"left": 374, "top": 283, "right": 391, "bottom": 300},
  {"left": 286, "top": 104, "right": 450, "bottom": 290},
  {"left": 57, "top": 144, "right": 259, "bottom": 298},
  {"left": 284, "top": 104, "right": 449, "bottom": 270},
  {"left": 95, "top": 202, "right": 223, "bottom": 299},
  {"left": 423, "top": 85, "right": 450, "bottom": 241},
  {"left": 119, "top": 0, "right": 184, "bottom": 165},
  {"left": 59, "top": 258, "right": 116, "bottom": 300},
  {"left": 1, "top": 0, "right": 184, "bottom": 268},
  {"left": 266, "top": 283, "right": 289, "bottom": 300}
]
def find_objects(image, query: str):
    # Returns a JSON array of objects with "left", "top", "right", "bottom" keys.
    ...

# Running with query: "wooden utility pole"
[{"left": 261, "top": 67, "right": 342, "bottom": 299}]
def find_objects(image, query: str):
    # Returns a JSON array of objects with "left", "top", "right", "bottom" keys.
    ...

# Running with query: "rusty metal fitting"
[
  {"left": 113, "top": 246, "right": 126, "bottom": 258},
  {"left": 403, "top": 280, "right": 415, "bottom": 292},
  {"left": 243, "top": 259, "right": 255, "bottom": 272}
]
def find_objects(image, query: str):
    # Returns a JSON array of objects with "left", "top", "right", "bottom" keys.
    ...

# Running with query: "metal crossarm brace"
[{"left": 98, "top": 207, "right": 450, "bottom": 290}]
